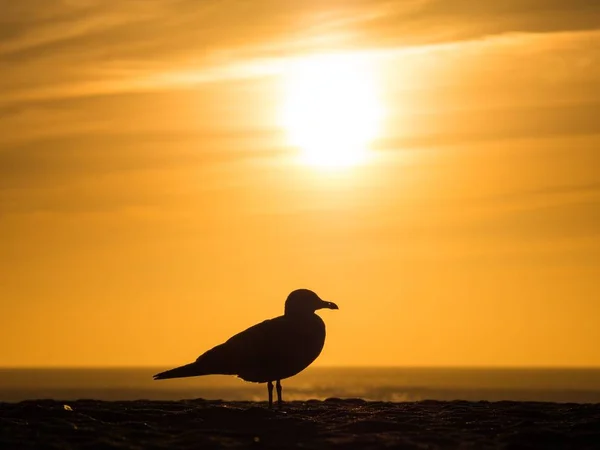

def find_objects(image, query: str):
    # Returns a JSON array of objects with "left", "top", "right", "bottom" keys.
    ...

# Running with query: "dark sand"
[{"left": 2, "top": 399, "right": 599, "bottom": 449}]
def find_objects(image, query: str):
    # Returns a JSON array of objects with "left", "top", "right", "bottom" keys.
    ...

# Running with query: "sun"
[{"left": 281, "top": 54, "right": 383, "bottom": 169}]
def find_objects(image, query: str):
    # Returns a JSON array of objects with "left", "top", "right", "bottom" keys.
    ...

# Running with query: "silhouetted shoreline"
[{"left": 2, "top": 398, "right": 599, "bottom": 449}]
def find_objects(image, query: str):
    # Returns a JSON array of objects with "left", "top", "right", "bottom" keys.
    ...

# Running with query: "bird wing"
[{"left": 193, "top": 315, "right": 289, "bottom": 379}]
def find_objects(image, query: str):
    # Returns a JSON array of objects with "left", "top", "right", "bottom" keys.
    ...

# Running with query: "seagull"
[{"left": 153, "top": 289, "right": 338, "bottom": 408}]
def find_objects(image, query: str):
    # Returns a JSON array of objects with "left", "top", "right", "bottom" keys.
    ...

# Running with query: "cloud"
[
  {"left": 378, "top": 101, "right": 600, "bottom": 150},
  {"left": 356, "top": 0, "right": 600, "bottom": 46},
  {"left": 2, "top": 0, "right": 599, "bottom": 105},
  {"left": 1, "top": 0, "right": 599, "bottom": 218}
]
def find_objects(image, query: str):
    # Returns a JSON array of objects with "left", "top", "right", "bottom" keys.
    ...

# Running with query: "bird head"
[{"left": 284, "top": 289, "right": 339, "bottom": 316}]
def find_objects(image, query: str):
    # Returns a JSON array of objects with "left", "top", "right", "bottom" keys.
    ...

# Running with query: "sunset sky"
[{"left": 1, "top": 0, "right": 599, "bottom": 368}]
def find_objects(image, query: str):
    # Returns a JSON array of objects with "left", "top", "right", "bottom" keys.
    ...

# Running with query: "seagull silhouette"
[{"left": 153, "top": 289, "right": 338, "bottom": 408}]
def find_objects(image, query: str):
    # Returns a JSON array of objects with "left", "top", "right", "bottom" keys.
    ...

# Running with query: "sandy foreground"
[{"left": 1, "top": 398, "right": 599, "bottom": 449}]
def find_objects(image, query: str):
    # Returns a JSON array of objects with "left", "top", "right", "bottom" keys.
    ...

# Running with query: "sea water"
[{"left": 1, "top": 367, "right": 599, "bottom": 403}]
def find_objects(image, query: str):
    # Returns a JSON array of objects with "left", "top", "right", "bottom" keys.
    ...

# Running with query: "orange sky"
[{"left": 1, "top": 0, "right": 599, "bottom": 368}]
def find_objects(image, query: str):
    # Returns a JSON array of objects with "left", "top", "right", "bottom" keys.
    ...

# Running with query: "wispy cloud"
[
  {"left": 1, "top": 0, "right": 599, "bottom": 215},
  {"left": 2, "top": 0, "right": 599, "bottom": 104}
]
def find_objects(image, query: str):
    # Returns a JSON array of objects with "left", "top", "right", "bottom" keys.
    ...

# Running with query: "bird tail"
[
  {"left": 154, "top": 343, "right": 236, "bottom": 380},
  {"left": 153, "top": 362, "right": 207, "bottom": 380}
]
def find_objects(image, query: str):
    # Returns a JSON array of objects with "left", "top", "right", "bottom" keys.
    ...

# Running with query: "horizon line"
[{"left": 2, "top": 365, "right": 600, "bottom": 370}]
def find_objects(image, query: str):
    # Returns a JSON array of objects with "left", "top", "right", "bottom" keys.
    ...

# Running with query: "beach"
[{"left": 2, "top": 398, "right": 599, "bottom": 449}]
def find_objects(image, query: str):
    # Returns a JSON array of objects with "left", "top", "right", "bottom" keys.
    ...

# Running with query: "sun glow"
[{"left": 281, "top": 54, "right": 383, "bottom": 168}]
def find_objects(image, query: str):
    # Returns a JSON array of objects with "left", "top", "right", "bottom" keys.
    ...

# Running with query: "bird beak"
[{"left": 320, "top": 300, "right": 339, "bottom": 310}]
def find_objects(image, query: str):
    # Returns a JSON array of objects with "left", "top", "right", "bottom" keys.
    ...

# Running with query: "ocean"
[{"left": 1, "top": 367, "right": 599, "bottom": 403}]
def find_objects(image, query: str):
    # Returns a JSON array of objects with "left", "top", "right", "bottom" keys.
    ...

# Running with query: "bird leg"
[
  {"left": 267, "top": 381, "right": 274, "bottom": 408},
  {"left": 276, "top": 380, "right": 283, "bottom": 408}
]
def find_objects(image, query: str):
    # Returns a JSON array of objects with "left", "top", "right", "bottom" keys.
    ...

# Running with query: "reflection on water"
[{"left": 2, "top": 367, "right": 600, "bottom": 403}]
